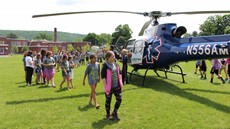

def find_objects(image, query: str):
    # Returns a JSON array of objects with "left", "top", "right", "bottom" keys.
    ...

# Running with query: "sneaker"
[
  {"left": 203, "top": 77, "right": 207, "bottom": 79},
  {"left": 106, "top": 114, "right": 113, "bottom": 120},
  {"left": 111, "top": 112, "right": 120, "bottom": 121},
  {"left": 194, "top": 72, "right": 197, "bottom": 74},
  {"left": 225, "top": 78, "right": 228, "bottom": 81},
  {"left": 96, "top": 104, "right": 100, "bottom": 109},
  {"left": 222, "top": 80, "right": 225, "bottom": 84}
]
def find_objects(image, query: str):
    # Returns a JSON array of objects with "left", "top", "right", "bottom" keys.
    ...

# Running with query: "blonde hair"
[{"left": 121, "top": 49, "right": 128, "bottom": 55}]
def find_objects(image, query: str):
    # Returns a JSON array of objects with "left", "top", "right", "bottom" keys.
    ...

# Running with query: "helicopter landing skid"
[
  {"left": 128, "top": 66, "right": 153, "bottom": 86},
  {"left": 154, "top": 64, "right": 186, "bottom": 83}
]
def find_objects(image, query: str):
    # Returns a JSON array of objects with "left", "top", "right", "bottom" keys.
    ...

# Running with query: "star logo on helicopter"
[{"left": 143, "top": 36, "right": 162, "bottom": 64}]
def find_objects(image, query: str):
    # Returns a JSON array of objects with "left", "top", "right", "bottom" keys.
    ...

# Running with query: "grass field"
[{"left": 1, "top": 55, "right": 230, "bottom": 129}]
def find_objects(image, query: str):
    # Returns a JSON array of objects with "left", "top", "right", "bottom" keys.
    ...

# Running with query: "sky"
[{"left": 0, "top": 0, "right": 230, "bottom": 37}]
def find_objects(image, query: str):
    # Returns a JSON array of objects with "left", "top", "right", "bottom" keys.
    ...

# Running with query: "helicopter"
[{"left": 32, "top": 10, "right": 230, "bottom": 85}]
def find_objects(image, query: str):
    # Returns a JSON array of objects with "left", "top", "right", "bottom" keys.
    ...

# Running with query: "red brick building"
[
  {"left": 0, "top": 28, "right": 90, "bottom": 55},
  {"left": 0, "top": 37, "right": 90, "bottom": 55}
]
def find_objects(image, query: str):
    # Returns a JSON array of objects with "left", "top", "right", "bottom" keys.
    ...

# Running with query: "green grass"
[{"left": 1, "top": 55, "right": 230, "bottom": 129}]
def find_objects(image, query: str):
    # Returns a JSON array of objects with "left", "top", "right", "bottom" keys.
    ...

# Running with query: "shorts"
[
  {"left": 210, "top": 68, "right": 219, "bottom": 75},
  {"left": 62, "top": 71, "right": 69, "bottom": 77}
]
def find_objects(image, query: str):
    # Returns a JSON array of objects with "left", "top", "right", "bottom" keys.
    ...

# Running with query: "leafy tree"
[
  {"left": 98, "top": 33, "right": 112, "bottom": 46},
  {"left": 183, "top": 33, "right": 191, "bottom": 38},
  {"left": 192, "top": 31, "right": 198, "bottom": 37},
  {"left": 75, "top": 37, "right": 83, "bottom": 42},
  {"left": 82, "top": 43, "right": 90, "bottom": 52},
  {"left": 67, "top": 44, "right": 74, "bottom": 52},
  {"left": 111, "top": 24, "right": 132, "bottom": 45},
  {"left": 7, "top": 33, "right": 18, "bottom": 39},
  {"left": 76, "top": 46, "right": 81, "bottom": 52},
  {"left": 224, "top": 26, "right": 230, "bottom": 34},
  {"left": 199, "top": 14, "right": 230, "bottom": 36},
  {"left": 83, "top": 33, "right": 99, "bottom": 46},
  {"left": 22, "top": 46, "right": 29, "bottom": 53},
  {"left": 52, "top": 45, "right": 59, "bottom": 53},
  {"left": 34, "top": 33, "right": 54, "bottom": 41},
  {"left": 11, "top": 45, "right": 18, "bottom": 54}
]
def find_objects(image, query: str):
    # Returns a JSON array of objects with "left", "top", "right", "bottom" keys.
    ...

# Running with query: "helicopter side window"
[
  {"left": 133, "top": 40, "right": 144, "bottom": 54},
  {"left": 126, "top": 39, "right": 135, "bottom": 52},
  {"left": 172, "top": 26, "right": 187, "bottom": 38}
]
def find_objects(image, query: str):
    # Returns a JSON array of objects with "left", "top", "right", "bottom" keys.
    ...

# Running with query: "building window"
[
  {"left": 11, "top": 41, "right": 21, "bottom": 47},
  {"left": 0, "top": 48, "right": 4, "bottom": 54},
  {"left": 41, "top": 48, "right": 47, "bottom": 51}
]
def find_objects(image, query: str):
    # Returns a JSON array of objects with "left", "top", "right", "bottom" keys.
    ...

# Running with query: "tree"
[
  {"left": 98, "top": 33, "right": 112, "bottom": 46},
  {"left": 67, "top": 44, "right": 74, "bottom": 52},
  {"left": 76, "top": 46, "right": 81, "bottom": 52},
  {"left": 111, "top": 24, "right": 132, "bottom": 45},
  {"left": 7, "top": 33, "right": 18, "bottom": 39},
  {"left": 199, "top": 14, "right": 230, "bottom": 36},
  {"left": 11, "top": 45, "right": 18, "bottom": 54},
  {"left": 192, "top": 31, "right": 198, "bottom": 37},
  {"left": 83, "top": 33, "right": 99, "bottom": 46},
  {"left": 82, "top": 43, "right": 90, "bottom": 52},
  {"left": 22, "top": 46, "right": 29, "bottom": 53},
  {"left": 34, "top": 33, "right": 54, "bottom": 41},
  {"left": 183, "top": 33, "right": 191, "bottom": 38},
  {"left": 224, "top": 26, "right": 230, "bottom": 34},
  {"left": 52, "top": 45, "right": 59, "bottom": 53}
]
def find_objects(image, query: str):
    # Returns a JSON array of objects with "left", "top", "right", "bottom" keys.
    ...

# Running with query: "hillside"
[{"left": 0, "top": 30, "right": 85, "bottom": 42}]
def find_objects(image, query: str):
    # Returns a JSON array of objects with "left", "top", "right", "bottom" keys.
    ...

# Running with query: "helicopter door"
[{"left": 131, "top": 40, "right": 144, "bottom": 64}]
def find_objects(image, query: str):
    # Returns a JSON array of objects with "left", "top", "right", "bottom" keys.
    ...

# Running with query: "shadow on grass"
[
  {"left": 92, "top": 118, "right": 119, "bottom": 129},
  {"left": 78, "top": 104, "right": 94, "bottom": 111},
  {"left": 6, "top": 87, "right": 139, "bottom": 105},
  {"left": 130, "top": 75, "right": 230, "bottom": 114},
  {"left": 183, "top": 88, "right": 230, "bottom": 95},
  {"left": 16, "top": 81, "right": 25, "bottom": 84},
  {"left": 5, "top": 93, "right": 95, "bottom": 105}
]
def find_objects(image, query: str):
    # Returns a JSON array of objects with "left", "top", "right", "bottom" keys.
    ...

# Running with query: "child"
[
  {"left": 34, "top": 53, "right": 42, "bottom": 84},
  {"left": 220, "top": 58, "right": 228, "bottom": 80},
  {"left": 43, "top": 51, "right": 56, "bottom": 87},
  {"left": 83, "top": 54, "right": 100, "bottom": 109},
  {"left": 121, "top": 49, "right": 129, "bottom": 84},
  {"left": 101, "top": 51, "right": 123, "bottom": 120},
  {"left": 60, "top": 55, "right": 70, "bottom": 90},
  {"left": 225, "top": 58, "right": 230, "bottom": 83},
  {"left": 194, "top": 60, "right": 202, "bottom": 74},
  {"left": 200, "top": 60, "right": 207, "bottom": 79},
  {"left": 210, "top": 59, "right": 225, "bottom": 84},
  {"left": 68, "top": 56, "right": 75, "bottom": 89}
]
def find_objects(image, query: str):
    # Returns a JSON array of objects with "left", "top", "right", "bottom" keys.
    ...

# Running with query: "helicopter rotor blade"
[
  {"left": 166, "top": 10, "right": 230, "bottom": 16},
  {"left": 138, "top": 19, "right": 153, "bottom": 36},
  {"left": 32, "top": 10, "right": 146, "bottom": 18}
]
